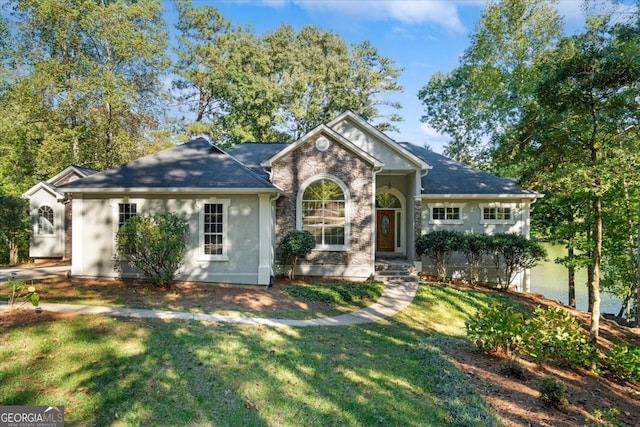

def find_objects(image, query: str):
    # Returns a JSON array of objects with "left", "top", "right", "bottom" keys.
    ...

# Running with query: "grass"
[{"left": 0, "top": 283, "right": 505, "bottom": 426}]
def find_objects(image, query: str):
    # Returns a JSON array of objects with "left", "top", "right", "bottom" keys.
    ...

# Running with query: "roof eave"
[
  {"left": 421, "top": 193, "right": 542, "bottom": 200},
  {"left": 63, "top": 187, "right": 282, "bottom": 196}
]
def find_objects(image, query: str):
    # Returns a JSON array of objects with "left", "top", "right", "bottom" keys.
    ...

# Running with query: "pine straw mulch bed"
[{"left": 1, "top": 275, "right": 639, "bottom": 427}]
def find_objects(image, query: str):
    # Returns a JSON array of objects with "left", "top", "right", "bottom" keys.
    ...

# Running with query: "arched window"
[
  {"left": 300, "top": 177, "right": 348, "bottom": 248},
  {"left": 37, "top": 205, "right": 54, "bottom": 235}
]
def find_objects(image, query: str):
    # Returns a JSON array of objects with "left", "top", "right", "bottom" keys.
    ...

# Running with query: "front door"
[{"left": 376, "top": 210, "right": 395, "bottom": 252}]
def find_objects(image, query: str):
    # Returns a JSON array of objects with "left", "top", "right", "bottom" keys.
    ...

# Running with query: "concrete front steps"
[{"left": 374, "top": 259, "right": 420, "bottom": 283}]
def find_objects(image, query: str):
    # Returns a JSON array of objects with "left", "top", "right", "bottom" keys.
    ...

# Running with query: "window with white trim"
[
  {"left": 299, "top": 177, "right": 349, "bottom": 250},
  {"left": 427, "top": 203, "right": 465, "bottom": 225},
  {"left": 118, "top": 203, "right": 137, "bottom": 228},
  {"left": 480, "top": 203, "right": 516, "bottom": 224},
  {"left": 199, "top": 199, "right": 230, "bottom": 261},
  {"left": 37, "top": 205, "right": 54, "bottom": 235}
]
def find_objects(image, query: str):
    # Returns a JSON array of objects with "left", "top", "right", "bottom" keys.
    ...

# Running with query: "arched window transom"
[
  {"left": 300, "top": 178, "right": 347, "bottom": 248},
  {"left": 37, "top": 205, "right": 54, "bottom": 235}
]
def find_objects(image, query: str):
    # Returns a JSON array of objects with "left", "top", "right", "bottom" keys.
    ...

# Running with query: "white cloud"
[
  {"left": 419, "top": 122, "right": 450, "bottom": 152},
  {"left": 254, "top": 0, "right": 472, "bottom": 33}
]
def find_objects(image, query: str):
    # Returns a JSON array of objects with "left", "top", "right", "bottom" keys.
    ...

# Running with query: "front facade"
[{"left": 25, "top": 111, "right": 539, "bottom": 288}]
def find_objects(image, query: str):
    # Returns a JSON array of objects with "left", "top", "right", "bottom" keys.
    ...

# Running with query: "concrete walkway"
[{"left": 2, "top": 274, "right": 420, "bottom": 327}]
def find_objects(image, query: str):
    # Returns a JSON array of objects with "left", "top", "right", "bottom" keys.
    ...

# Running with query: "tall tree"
[
  {"left": 418, "top": 0, "right": 562, "bottom": 167},
  {"left": 3, "top": 0, "right": 169, "bottom": 192},
  {"left": 173, "top": 2, "right": 403, "bottom": 145},
  {"left": 172, "top": 0, "right": 231, "bottom": 138},
  {"left": 504, "top": 16, "right": 640, "bottom": 342}
]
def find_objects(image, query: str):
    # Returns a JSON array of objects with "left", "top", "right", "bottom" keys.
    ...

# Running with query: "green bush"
[
  {"left": 524, "top": 306, "right": 592, "bottom": 369},
  {"left": 465, "top": 302, "right": 527, "bottom": 355},
  {"left": 116, "top": 212, "right": 189, "bottom": 288},
  {"left": 498, "top": 359, "right": 527, "bottom": 379},
  {"left": 487, "top": 233, "right": 546, "bottom": 290},
  {"left": 460, "top": 233, "right": 490, "bottom": 285},
  {"left": 585, "top": 408, "right": 622, "bottom": 427},
  {"left": 604, "top": 341, "right": 640, "bottom": 383},
  {"left": 4, "top": 279, "right": 40, "bottom": 308},
  {"left": 279, "top": 229, "right": 316, "bottom": 280},
  {"left": 466, "top": 303, "right": 594, "bottom": 369},
  {"left": 535, "top": 375, "right": 568, "bottom": 410},
  {"left": 415, "top": 230, "right": 463, "bottom": 281}
]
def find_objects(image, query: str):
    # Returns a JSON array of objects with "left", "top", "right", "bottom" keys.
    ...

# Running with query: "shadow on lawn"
[{"left": 2, "top": 311, "right": 500, "bottom": 425}]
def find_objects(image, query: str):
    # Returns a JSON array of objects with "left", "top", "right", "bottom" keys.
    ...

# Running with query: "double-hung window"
[
  {"left": 118, "top": 203, "right": 137, "bottom": 228},
  {"left": 199, "top": 199, "right": 230, "bottom": 261}
]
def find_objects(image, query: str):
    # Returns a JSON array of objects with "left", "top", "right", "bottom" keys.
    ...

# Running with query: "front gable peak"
[{"left": 261, "top": 124, "right": 383, "bottom": 169}]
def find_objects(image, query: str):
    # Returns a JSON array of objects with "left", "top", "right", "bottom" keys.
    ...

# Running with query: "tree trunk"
[
  {"left": 636, "top": 201, "right": 640, "bottom": 327},
  {"left": 568, "top": 247, "right": 576, "bottom": 309},
  {"left": 8, "top": 238, "right": 19, "bottom": 265},
  {"left": 589, "top": 194, "right": 602, "bottom": 347}
]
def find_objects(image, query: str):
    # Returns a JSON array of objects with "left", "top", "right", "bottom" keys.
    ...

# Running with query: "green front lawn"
[{"left": 1, "top": 284, "right": 504, "bottom": 426}]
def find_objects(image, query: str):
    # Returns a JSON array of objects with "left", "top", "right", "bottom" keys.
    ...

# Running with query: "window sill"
[
  {"left": 428, "top": 220, "right": 464, "bottom": 225},
  {"left": 197, "top": 255, "right": 230, "bottom": 262},
  {"left": 480, "top": 220, "right": 516, "bottom": 225},
  {"left": 312, "top": 246, "right": 348, "bottom": 252}
]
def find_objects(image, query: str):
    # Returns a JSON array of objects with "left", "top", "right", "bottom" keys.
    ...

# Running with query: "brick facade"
[{"left": 271, "top": 133, "right": 374, "bottom": 269}]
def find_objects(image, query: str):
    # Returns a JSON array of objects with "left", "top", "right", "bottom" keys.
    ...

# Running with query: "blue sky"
[{"left": 165, "top": 1, "right": 630, "bottom": 152}]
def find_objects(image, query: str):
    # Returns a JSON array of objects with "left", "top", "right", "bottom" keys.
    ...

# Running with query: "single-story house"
[{"left": 24, "top": 111, "right": 540, "bottom": 290}]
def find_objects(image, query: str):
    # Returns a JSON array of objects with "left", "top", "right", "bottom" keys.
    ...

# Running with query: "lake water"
[{"left": 529, "top": 244, "right": 622, "bottom": 315}]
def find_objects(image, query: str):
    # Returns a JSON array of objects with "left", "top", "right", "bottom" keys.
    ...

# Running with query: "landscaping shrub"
[
  {"left": 4, "top": 279, "right": 40, "bottom": 309},
  {"left": 460, "top": 233, "right": 490, "bottom": 285},
  {"left": 487, "top": 233, "right": 546, "bottom": 290},
  {"left": 498, "top": 359, "right": 527, "bottom": 379},
  {"left": 535, "top": 375, "right": 568, "bottom": 410},
  {"left": 523, "top": 306, "right": 592, "bottom": 369},
  {"left": 116, "top": 212, "right": 189, "bottom": 288},
  {"left": 466, "top": 303, "right": 594, "bottom": 369},
  {"left": 465, "top": 302, "right": 527, "bottom": 355},
  {"left": 415, "top": 230, "right": 463, "bottom": 281},
  {"left": 0, "top": 195, "right": 30, "bottom": 265},
  {"left": 604, "top": 341, "right": 640, "bottom": 383},
  {"left": 278, "top": 229, "right": 316, "bottom": 280}
]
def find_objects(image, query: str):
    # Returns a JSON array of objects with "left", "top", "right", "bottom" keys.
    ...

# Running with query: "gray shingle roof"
[
  {"left": 399, "top": 142, "right": 536, "bottom": 196},
  {"left": 225, "top": 143, "right": 288, "bottom": 178},
  {"left": 60, "top": 138, "right": 278, "bottom": 191}
]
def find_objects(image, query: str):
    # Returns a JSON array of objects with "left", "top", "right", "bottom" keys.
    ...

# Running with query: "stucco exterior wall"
[
  {"left": 418, "top": 197, "right": 533, "bottom": 291},
  {"left": 270, "top": 133, "right": 375, "bottom": 278},
  {"left": 28, "top": 189, "right": 64, "bottom": 258},
  {"left": 71, "top": 194, "right": 267, "bottom": 285}
]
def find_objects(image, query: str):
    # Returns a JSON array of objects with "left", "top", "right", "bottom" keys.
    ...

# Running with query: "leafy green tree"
[
  {"left": 0, "top": 0, "right": 169, "bottom": 194},
  {"left": 116, "top": 212, "right": 189, "bottom": 288},
  {"left": 173, "top": 2, "right": 403, "bottom": 145},
  {"left": 418, "top": 0, "right": 561, "bottom": 167},
  {"left": 0, "top": 195, "right": 30, "bottom": 265},
  {"left": 504, "top": 16, "right": 640, "bottom": 342},
  {"left": 279, "top": 229, "right": 316, "bottom": 280}
]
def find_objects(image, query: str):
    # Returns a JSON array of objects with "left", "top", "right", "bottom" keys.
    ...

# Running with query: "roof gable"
[
  {"left": 22, "top": 181, "right": 63, "bottom": 199},
  {"left": 327, "top": 111, "right": 430, "bottom": 171},
  {"left": 47, "top": 165, "right": 98, "bottom": 187},
  {"left": 60, "top": 138, "right": 278, "bottom": 193},
  {"left": 261, "top": 124, "right": 383, "bottom": 168}
]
